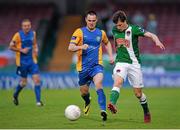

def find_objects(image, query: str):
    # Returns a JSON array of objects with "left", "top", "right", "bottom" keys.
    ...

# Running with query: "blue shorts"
[
  {"left": 78, "top": 65, "right": 103, "bottom": 86},
  {"left": 16, "top": 63, "right": 40, "bottom": 78}
]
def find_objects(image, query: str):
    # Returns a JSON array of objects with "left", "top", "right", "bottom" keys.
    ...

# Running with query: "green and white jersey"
[{"left": 112, "top": 24, "right": 145, "bottom": 64}]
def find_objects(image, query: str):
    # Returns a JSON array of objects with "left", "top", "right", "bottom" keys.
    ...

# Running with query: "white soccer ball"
[{"left": 65, "top": 105, "right": 81, "bottom": 121}]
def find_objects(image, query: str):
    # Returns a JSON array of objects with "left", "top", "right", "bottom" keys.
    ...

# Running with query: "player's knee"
[
  {"left": 114, "top": 80, "right": 123, "bottom": 88},
  {"left": 94, "top": 81, "right": 102, "bottom": 89},
  {"left": 80, "top": 86, "right": 89, "bottom": 95},
  {"left": 135, "top": 92, "right": 142, "bottom": 98},
  {"left": 33, "top": 78, "right": 41, "bottom": 85},
  {"left": 20, "top": 80, "right": 27, "bottom": 87}
]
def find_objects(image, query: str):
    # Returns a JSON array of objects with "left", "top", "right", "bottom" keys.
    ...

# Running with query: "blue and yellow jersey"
[
  {"left": 11, "top": 30, "right": 38, "bottom": 66},
  {"left": 70, "top": 27, "right": 109, "bottom": 71}
]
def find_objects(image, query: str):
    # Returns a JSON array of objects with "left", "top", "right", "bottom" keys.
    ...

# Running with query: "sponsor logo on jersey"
[
  {"left": 71, "top": 36, "right": 77, "bottom": 40},
  {"left": 116, "top": 38, "right": 130, "bottom": 48}
]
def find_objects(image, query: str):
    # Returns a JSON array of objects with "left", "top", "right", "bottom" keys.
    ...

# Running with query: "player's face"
[
  {"left": 116, "top": 20, "right": 128, "bottom": 31},
  {"left": 22, "top": 21, "right": 31, "bottom": 33},
  {"left": 85, "top": 14, "right": 97, "bottom": 30}
]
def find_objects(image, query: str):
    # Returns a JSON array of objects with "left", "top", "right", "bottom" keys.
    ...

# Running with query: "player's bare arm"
[
  {"left": 33, "top": 32, "right": 38, "bottom": 56},
  {"left": 9, "top": 41, "right": 29, "bottom": 54},
  {"left": 144, "top": 32, "right": 165, "bottom": 50},
  {"left": 104, "top": 41, "right": 114, "bottom": 64},
  {"left": 68, "top": 43, "right": 88, "bottom": 52}
]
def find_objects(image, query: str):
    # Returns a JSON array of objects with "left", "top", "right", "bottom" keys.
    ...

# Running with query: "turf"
[{"left": 0, "top": 88, "right": 180, "bottom": 129}]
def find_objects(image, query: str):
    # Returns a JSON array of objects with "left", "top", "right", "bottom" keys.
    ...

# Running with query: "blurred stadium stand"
[
  {"left": 0, "top": 0, "right": 180, "bottom": 88},
  {"left": 0, "top": 0, "right": 179, "bottom": 72}
]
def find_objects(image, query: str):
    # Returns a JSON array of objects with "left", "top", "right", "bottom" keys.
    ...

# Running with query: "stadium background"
[
  {"left": 0, "top": 0, "right": 180, "bottom": 129},
  {"left": 0, "top": 0, "right": 179, "bottom": 88}
]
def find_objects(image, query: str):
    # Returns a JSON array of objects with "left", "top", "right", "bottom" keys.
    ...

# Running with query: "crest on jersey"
[
  {"left": 138, "top": 27, "right": 145, "bottom": 33},
  {"left": 126, "top": 31, "right": 131, "bottom": 36},
  {"left": 96, "top": 36, "right": 101, "bottom": 42}
]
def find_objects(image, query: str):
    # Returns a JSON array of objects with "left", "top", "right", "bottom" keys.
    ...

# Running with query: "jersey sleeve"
[
  {"left": 101, "top": 30, "right": 109, "bottom": 45},
  {"left": 10, "top": 32, "right": 21, "bottom": 47},
  {"left": 70, "top": 28, "right": 82, "bottom": 45},
  {"left": 11, "top": 32, "right": 20, "bottom": 44},
  {"left": 133, "top": 25, "right": 146, "bottom": 36}
]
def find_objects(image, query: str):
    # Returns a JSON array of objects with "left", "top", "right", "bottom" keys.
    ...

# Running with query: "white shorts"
[{"left": 113, "top": 62, "right": 144, "bottom": 88}]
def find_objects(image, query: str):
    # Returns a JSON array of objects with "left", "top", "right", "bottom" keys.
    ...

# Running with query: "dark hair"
[
  {"left": 21, "top": 19, "right": 31, "bottom": 24},
  {"left": 85, "top": 10, "right": 97, "bottom": 18},
  {"left": 112, "top": 10, "right": 127, "bottom": 24}
]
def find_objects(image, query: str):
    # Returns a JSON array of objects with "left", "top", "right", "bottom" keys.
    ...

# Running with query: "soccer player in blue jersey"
[
  {"left": 68, "top": 11, "right": 114, "bottom": 121},
  {"left": 9, "top": 19, "right": 43, "bottom": 106}
]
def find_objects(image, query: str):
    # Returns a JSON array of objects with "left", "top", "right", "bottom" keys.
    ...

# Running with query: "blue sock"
[
  {"left": 13, "top": 84, "right": 23, "bottom": 98},
  {"left": 34, "top": 85, "right": 41, "bottom": 102},
  {"left": 96, "top": 89, "right": 106, "bottom": 111}
]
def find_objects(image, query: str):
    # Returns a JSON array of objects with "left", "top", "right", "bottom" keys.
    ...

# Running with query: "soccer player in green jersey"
[{"left": 107, "top": 10, "right": 165, "bottom": 123}]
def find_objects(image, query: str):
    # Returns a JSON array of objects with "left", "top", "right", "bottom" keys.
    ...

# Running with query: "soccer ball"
[{"left": 65, "top": 105, "right": 81, "bottom": 121}]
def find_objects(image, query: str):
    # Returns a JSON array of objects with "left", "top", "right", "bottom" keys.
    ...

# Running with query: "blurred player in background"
[
  {"left": 107, "top": 10, "right": 165, "bottom": 123},
  {"left": 68, "top": 11, "right": 114, "bottom": 121},
  {"left": 9, "top": 19, "right": 43, "bottom": 106}
]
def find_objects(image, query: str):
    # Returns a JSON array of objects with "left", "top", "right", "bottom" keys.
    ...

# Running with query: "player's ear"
[{"left": 85, "top": 17, "right": 88, "bottom": 22}]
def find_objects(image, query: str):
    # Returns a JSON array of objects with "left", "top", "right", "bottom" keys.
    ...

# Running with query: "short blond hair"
[{"left": 21, "top": 19, "right": 31, "bottom": 24}]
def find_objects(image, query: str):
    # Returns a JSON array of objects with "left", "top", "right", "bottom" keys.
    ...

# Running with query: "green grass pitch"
[{"left": 0, "top": 88, "right": 180, "bottom": 129}]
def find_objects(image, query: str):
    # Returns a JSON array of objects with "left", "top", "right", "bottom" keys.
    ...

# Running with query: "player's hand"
[
  {"left": 20, "top": 48, "right": 30, "bottom": 54},
  {"left": 156, "top": 41, "right": 165, "bottom": 50},
  {"left": 81, "top": 44, "right": 88, "bottom": 50},
  {"left": 109, "top": 56, "right": 114, "bottom": 65}
]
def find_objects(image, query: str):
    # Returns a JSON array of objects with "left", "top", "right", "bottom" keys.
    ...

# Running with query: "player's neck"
[
  {"left": 22, "top": 31, "right": 29, "bottom": 35},
  {"left": 86, "top": 26, "right": 96, "bottom": 32}
]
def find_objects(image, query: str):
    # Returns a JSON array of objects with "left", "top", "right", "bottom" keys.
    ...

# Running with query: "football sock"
[
  {"left": 34, "top": 85, "right": 41, "bottom": 102},
  {"left": 110, "top": 87, "right": 120, "bottom": 105},
  {"left": 96, "top": 88, "right": 106, "bottom": 111},
  {"left": 13, "top": 84, "right": 23, "bottom": 98},
  {"left": 81, "top": 93, "right": 90, "bottom": 106},
  {"left": 139, "top": 93, "right": 149, "bottom": 114}
]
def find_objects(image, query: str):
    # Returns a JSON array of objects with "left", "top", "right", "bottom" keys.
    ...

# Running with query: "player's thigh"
[
  {"left": 29, "top": 63, "right": 41, "bottom": 85},
  {"left": 113, "top": 74, "right": 124, "bottom": 88},
  {"left": 78, "top": 70, "right": 92, "bottom": 87},
  {"left": 127, "top": 64, "right": 144, "bottom": 88},
  {"left": 113, "top": 62, "right": 128, "bottom": 87},
  {"left": 90, "top": 65, "right": 104, "bottom": 89},
  {"left": 93, "top": 73, "right": 103, "bottom": 89}
]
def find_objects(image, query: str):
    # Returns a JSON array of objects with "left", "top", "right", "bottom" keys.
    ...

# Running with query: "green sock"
[{"left": 110, "top": 90, "right": 119, "bottom": 105}]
